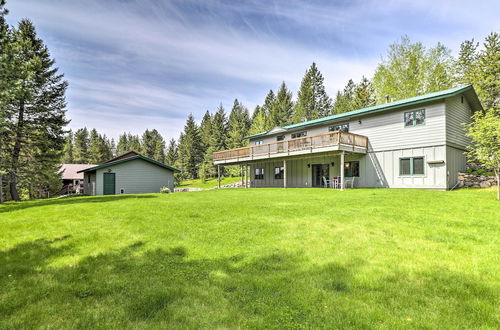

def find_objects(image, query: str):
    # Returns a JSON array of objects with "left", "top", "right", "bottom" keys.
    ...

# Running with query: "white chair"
[
  {"left": 322, "top": 176, "right": 331, "bottom": 188},
  {"left": 331, "top": 176, "right": 340, "bottom": 189},
  {"left": 344, "top": 177, "right": 356, "bottom": 188}
]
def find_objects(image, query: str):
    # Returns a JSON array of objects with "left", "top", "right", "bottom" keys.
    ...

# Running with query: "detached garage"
[{"left": 78, "top": 151, "right": 180, "bottom": 195}]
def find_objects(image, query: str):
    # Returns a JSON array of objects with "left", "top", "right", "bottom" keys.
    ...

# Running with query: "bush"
[{"left": 160, "top": 186, "right": 171, "bottom": 194}]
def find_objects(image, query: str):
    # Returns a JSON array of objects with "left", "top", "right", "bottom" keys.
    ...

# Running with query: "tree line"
[{"left": 0, "top": 0, "right": 498, "bottom": 201}]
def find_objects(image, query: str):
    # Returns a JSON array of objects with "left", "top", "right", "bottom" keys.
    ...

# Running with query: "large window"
[
  {"left": 254, "top": 168, "right": 264, "bottom": 180},
  {"left": 274, "top": 166, "right": 284, "bottom": 179},
  {"left": 291, "top": 131, "right": 307, "bottom": 139},
  {"left": 329, "top": 123, "right": 349, "bottom": 132},
  {"left": 404, "top": 109, "right": 425, "bottom": 127},
  {"left": 400, "top": 157, "right": 424, "bottom": 175},
  {"left": 276, "top": 135, "right": 285, "bottom": 141},
  {"left": 344, "top": 161, "right": 360, "bottom": 177},
  {"left": 254, "top": 140, "right": 264, "bottom": 145}
]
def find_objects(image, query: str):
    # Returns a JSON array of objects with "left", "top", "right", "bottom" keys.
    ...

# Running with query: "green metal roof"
[
  {"left": 77, "top": 154, "right": 181, "bottom": 173},
  {"left": 246, "top": 85, "right": 480, "bottom": 139}
]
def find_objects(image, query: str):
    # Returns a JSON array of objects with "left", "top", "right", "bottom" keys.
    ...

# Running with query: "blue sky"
[{"left": 6, "top": 0, "right": 499, "bottom": 140}]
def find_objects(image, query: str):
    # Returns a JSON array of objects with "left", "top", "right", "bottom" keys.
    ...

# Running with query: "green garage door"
[{"left": 103, "top": 173, "right": 115, "bottom": 195}]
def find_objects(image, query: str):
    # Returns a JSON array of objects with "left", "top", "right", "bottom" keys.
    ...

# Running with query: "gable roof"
[
  {"left": 60, "top": 164, "right": 97, "bottom": 180},
  {"left": 247, "top": 85, "right": 483, "bottom": 139},
  {"left": 77, "top": 153, "right": 181, "bottom": 173},
  {"left": 101, "top": 151, "right": 139, "bottom": 164}
]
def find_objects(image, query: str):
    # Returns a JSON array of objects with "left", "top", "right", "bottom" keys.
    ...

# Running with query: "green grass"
[
  {"left": 1, "top": 188, "right": 499, "bottom": 329},
  {"left": 178, "top": 176, "right": 242, "bottom": 189}
]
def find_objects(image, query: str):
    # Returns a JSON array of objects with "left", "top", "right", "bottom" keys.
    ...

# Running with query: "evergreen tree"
[
  {"left": 0, "top": 0, "right": 10, "bottom": 202},
  {"left": 3, "top": 19, "right": 69, "bottom": 200},
  {"left": 333, "top": 79, "right": 356, "bottom": 114},
  {"left": 73, "top": 128, "right": 89, "bottom": 163},
  {"left": 261, "top": 90, "right": 276, "bottom": 130},
  {"left": 352, "top": 77, "right": 376, "bottom": 109},
  {"left": 227, "top": 99, "right": 251, "bottom": 148},
  {"left": 211, "top": 104, "right": 228, "bottom": 152},
  {"left": 88, "top": 128, "right": 101, "bottom": 163},
  {"left": 177, "top": 114, "right": 203, "bottom": 179},
  {"left": 141, "top": 129, "right": 165, "bottom": 162},
  {"left": 116, "top": 133, "right": 129, "bottom": 155},
  {"left": 269, "top": 82, "right": 294, "bottom": 127},
  {"left": 455, "top": 39, "right": 479, "bottom": 85},
  {"left": 249, "top": 105, "right": 267, "bottom": 135},
  {"left": 199, "top": 110, "right": 213, "bottom": 151},
  {"left": 165, "top": 138, "right": 178, "bottom": 166},
  {"left": 475, "top": 32, "right": 499, "bottom": 112},
  {"left": 293, "top": 62, "right": 333, "bottom": 122},
  {"left": 128, "top": 133, "right": 141, "bottom": 152},
  {"left": 62, "top": 130, "right": 74, "bottom": 163}
]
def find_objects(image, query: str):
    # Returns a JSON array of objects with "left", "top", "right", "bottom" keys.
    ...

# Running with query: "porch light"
[
  {"left": 307, "top": 164, "right": 310, "bottom": 168},
  {"left": 345, "top": 162, "right": 350, "bottom": 168}
]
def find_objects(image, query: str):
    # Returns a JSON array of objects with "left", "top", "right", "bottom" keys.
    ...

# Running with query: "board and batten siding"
[
  {"left": 445, "top": 95, "right": 472, "bottom": 148},
  {"left": 92, "top": 158, "right": 175, "bottom": 195}
]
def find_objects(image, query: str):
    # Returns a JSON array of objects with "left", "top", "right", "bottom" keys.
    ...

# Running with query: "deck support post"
[
  {"left": 217, "top": 165, "right": 221, "bottom": 189},
  {"left": 283, "top": 160, "right": 287, "bottom": 188},
  {"left": 241, "top": 165, "right": 244, "bottom": 187},
  {"left": 340, "top": 151, "right": 345, "bottom": 191},
  {"left": 246, "top": 164, "right": 250, "bottom": 188}
]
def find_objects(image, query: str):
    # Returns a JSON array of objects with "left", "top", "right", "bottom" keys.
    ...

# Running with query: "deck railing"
[{"left": 213, "top": 131, "right": 368, "bottom": 162}]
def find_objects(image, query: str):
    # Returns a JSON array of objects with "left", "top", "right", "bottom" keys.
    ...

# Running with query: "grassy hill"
[{"left": 1, "top": 188, "right": 498, "bottom": 328}]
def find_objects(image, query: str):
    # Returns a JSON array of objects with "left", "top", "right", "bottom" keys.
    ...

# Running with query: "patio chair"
[
  {"left": 322, "top": 176, "right": 331, "bottom": 188},
  {"left": 344, "top": 177, "right": 356, "bottom": 188},
  {"left": 331, "top": 176, "right": 340, "bottom": 189}
]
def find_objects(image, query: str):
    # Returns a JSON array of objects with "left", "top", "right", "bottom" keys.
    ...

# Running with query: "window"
[
  {"left": 291, "top": 131, "right": 307, "bottom": 139},
  {"left": 400, "top": 157, "right": 424, "bottom": 175},
  {"left": 274, "top": 166, "right": 284, "bottom": 179},
  {"left": 404, "top": 109, "right": 425, "bottom": 127},
  {"left": 254, "top": 168, "right": 264, "bottom": 180},
  {"left": 276, "top": 135, "right": 285, "bottom": 141},
  {"left": 344, "top": 161, "right": 360, "bottom": 177},
  {"left": 254, "top": 140, "right": 264, "bottom": 145},
  {"left": 329, "top": 123, "right": 349, "bottom": 132}
]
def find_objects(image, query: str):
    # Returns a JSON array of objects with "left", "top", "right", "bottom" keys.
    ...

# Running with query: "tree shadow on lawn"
[
  {"left": 0, "top": 195, "right": 158, "bottom": 213},
  {"left": 0, "top": 238, "right": 497, "bottom": 329}
]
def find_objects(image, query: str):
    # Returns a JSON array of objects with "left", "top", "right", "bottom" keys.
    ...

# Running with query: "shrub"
[{"left": 160, "top": 186, "right": 171, "bottom": 194}]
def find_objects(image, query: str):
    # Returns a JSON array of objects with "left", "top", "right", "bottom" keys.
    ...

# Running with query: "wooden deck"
[{"left": 213, "top": 131, "right": 368, "bottom": 164}]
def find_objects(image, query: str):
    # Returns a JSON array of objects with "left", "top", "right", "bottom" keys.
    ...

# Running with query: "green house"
[{"left": 78, "top": 151, "right": 180, "bottom": 195}]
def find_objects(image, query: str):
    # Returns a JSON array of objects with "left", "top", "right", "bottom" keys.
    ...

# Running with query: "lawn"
[
  {"left": 178, "top": 176, "right": 243, "bottom": 189},
  {"left": 0, "top": 188, "right": 498, "bottom": 329}
]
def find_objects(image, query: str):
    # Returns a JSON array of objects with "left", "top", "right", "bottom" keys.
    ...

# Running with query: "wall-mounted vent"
[{"left": 120, "top": 188, "right": 125, "bottom": 194}]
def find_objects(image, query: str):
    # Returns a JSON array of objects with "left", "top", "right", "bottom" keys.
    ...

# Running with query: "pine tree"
[
  {"left": 128, "top": 133, "right": 141, "bottom": 152},
  {"left": 333, "top": 79, "right": 356, "bottom": 114},
  {"left": 62, "top": 130, "right": 74, "bottom": 163},
  {"left": 73, "top": 128, "right": 89, "bottom": 163},
  {"left": 0, "top": 0, "right": 10, "bottom": 202},
  {"left": 4, "top": 19, "right": 69, "bottom": 200},
  {"left": 352, "top": 77, "right": 375, "bottom": 109},
  {"left": 475, "top": 32, "right": 499, "bottom": 112},
  {"left": 293, "top": 62, "right": 333, "bottom": 122},
  {"left": 199, "top": 111, "right": 214, "bottom": 179},
  {"left": 116, "top": 133, "right": 129, "bottom": 155},
  {"left": 141, "top": 129, "right": 165, "bottom": 162},
  {"left": 249, "top": 105, "right": 267, "bottom": 135},
  {"left": 269, "top": 82, "right": 294, "bottom": 127},
  {"left": 227, "top": 99, "right": 251, "bottom": 148},
  {"left": 455, "top": 39, "right": 479, "bottom": 85},
  {"left": 177, "top": 114, "right": 203, "bottom": 179},
  {"left": 261, "top": 90, "right": 276, "bottom": 130},
  {"left": 88, "top": 129, "right": 101, "bottom": 163},
  {"left": 165, "top": 138, "right": 178, "bottom": 166}
]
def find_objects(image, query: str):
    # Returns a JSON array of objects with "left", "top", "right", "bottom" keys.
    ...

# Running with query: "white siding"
[
  {"left": 445, "top": 95, "right": 472, "bottom": 148},
  {"left": 251, "top": 101, "right": 447, "bottom": 152},
  {"left": 93, "top": 159, "right": 175, "bottom": 195},
  {"left": 446, "top": 146, "right": 467, "bottom": 189}
]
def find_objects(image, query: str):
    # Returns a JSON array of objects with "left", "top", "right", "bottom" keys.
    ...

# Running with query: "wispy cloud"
[{"left": 6, "top": 0, "right": 499, "bottom": 140}]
